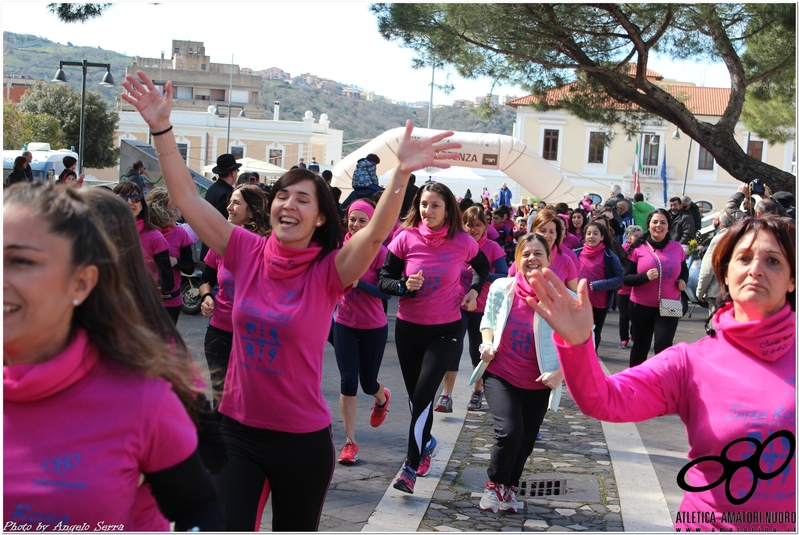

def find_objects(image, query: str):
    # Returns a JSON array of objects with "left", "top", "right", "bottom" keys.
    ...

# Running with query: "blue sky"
[{"left": 3, "top": 2, "right": 732, "bottom": 105}]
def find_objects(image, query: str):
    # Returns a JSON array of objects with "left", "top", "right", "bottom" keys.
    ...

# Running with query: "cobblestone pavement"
[{"left": 420, "top": 392, "right": 624, "bottom": 532}]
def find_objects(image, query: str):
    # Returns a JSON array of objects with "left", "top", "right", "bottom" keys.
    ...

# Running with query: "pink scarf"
[
  {"left": 4, "top": 329, "right": 99, "bottom": 402},
  {"left": 712, "top": 302, "right": 795, "bottom": 362},
  {"left": 514, "top": 270, "right": 536, "bottom": 300},
  {"left": 136, "top": 218, "right": 146, "bottom": 234},
  {"left": 417, "top": 221, "right": 448, "bottom": 248},
  {"left": 264, "top": 233, "right": 323, "bottom": 279},
  {"left": 475, "top": 230, "right": 488, "bottom": 249},
  {"left": 581, "top": 241, "right": 605, "bottom": 259}
]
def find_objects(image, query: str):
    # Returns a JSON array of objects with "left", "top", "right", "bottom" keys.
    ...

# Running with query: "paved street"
[{"left": 176, "top": 299, "right": 708, "bottom": 531}]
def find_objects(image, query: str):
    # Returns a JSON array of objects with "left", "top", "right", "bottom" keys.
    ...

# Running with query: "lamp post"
[
  {"left": 52, "top": 60, "right": 114, "bottom": 175},
  {"left": 208, "top": 104, "right": 246, "bottom": 154}
]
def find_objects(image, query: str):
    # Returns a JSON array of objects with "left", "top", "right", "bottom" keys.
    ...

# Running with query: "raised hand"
[
  {"left": 120, "top": 70, "right": 173, "bottom": 132},
  {"left": 525, "top": 268, "right": 593, "bottom": 346},
  {"left": 395, "top": 120, "right": 462, "bottom": 174}
]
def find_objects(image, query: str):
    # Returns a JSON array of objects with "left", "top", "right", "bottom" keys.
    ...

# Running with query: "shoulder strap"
[{"left": 646, "top": 243, "right": 663, "bottom": 301}]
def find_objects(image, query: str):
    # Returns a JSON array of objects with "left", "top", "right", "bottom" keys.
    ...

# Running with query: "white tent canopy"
[
  {"left": 380, "top": 165, "right": 488, "bottom": 200},
  {"left": 201, "top": 157, "right": 287, "bottom": 178}
]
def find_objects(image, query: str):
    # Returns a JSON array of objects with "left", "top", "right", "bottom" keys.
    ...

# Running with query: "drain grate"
[{"left": 518, "top": 479, "right": 567, "bottom": 497}]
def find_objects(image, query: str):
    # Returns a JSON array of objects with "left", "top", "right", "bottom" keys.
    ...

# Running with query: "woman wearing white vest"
[{"left": 476, "top": 233, "right": 567, "bottom": 514}]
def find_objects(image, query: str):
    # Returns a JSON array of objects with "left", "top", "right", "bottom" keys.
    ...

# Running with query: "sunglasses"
[{"left": 118, "top": 194, "right": 143, "bottom": 203}]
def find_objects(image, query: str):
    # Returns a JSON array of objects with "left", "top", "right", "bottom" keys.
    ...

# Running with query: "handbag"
[{"left": 648, "top": 244, "right": 683, "bottom": 318}]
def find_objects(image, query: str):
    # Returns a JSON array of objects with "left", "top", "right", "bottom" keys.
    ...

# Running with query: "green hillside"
[{"left": 4, "top": 32, "right": 517, "bottom": 155}]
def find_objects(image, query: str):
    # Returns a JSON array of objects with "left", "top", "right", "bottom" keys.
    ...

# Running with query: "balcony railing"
[{"left": 641, "top": 165, "right": 659, "bottom": 177}]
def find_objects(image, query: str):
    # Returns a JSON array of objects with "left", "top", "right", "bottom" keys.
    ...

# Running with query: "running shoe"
[
  {"left": 416, "top": 436, "right": 439, "bottom": 477},
  {"left": 478, "top": 481, "right": 504, "bottom": 513},
  {"left": 370, "top": 387, "right": 391, "bottom": 428},
  {"left": 500, "top": 485, "right": 521, "bottom": 513},
  {"left": 618, "top": 340, "right": 629, "bottom": 349},
  {"left": 434, "top": 394, "right": 453, "bottom": 413},
  {"left": 338, "top": 442, "right": 359, "bottom": 465},
  {"left": 393, "top": 462, "right": 417, "bottom": 494},
  {"left": 467, "top": 389, "right": 483, "bottom": 411}
]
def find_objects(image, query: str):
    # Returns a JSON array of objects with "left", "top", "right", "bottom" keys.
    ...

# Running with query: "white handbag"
[{"left": 648, "top": 244, "right": 683, "bottom": 318}]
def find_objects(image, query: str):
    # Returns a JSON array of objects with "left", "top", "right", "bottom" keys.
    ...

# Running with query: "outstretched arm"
[
  {"left": 121, "top": 71, "right": 233, "bottom": 257},
  {"left": 336, "top": 121, "right": 462, "bottom": 287}
]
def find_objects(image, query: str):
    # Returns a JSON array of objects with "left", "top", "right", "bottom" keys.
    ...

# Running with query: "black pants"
[
  {"left": 164, "top": 305, "right": 181, "bottom": 325},
  {"left": 628, "top": 301, "right": 680, "bottom": 367},
  {"left": 591, "top": 307, "right": 608, "bottom": 350},
  {"left": 617, "top": 293, "right": 632, "bottom": 343},
  {"left": 214, "top": 417, "right": 335, "bottom": 531},
  {"left": 395, "top": 318, "right": 462, "bottom": 469},
  {"left": 333, "top": 322, "right": 388, "bottom": 396},
  {"left": 483, "top": 372, "right": 550, "bottom": 486},
  {"left": 204, "top": 325, "right": 233, "bottom": 411},
  {"left": 455, "top": 309, "right": 484, "bottom": 370}
]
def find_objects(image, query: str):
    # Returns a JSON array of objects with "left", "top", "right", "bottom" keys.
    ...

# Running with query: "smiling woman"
[{"left": 120, "top": 69, "right": 463, "bottom": 530}]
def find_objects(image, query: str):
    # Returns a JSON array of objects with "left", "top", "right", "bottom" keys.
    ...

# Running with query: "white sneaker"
[
  {"left": 500, "top": 485, "right": 521, "bottom": 513},
  {"left": 478, "top": 481, "right": 504, "bottom": 513}
]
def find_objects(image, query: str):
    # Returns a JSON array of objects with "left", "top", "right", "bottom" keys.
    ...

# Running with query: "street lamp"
[
  {"left": 208, "top": 104, "right": 246, "bottom": 154},
  {"left": 52, "top": 60, "right": 114, "bottom": 175}
]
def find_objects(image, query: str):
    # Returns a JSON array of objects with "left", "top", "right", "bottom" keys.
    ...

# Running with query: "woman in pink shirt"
[
  {"left": 378, "top": 182, "right": 490, "bottom": 494},
  {"left": 528, "top": 210, "right": 579, "bottom": 291},
  {"left": 4, "top": 183, "right": 223, "bottom": 531},
  {"left": 147, "top": 187, "right": 196, "bottom": 325},
  {"left": 198, "top": 184, "right": 270, "bottom": 413},
  {"left": 623, "top": 209, "right": 688, "bottom": 367},
  {"left": 122, "top": 69, "right": 461, "bottom": 531},
  {"left": 112, "top": 182, "right": 174, "bottom": 300},
  {"left": 575, "top": 221, "right": 623, "bottom": 350},
  {"left": 529, "top": 217, "right": 795, "bottom": 532},
  {"left": 567, "top": 208, "right": 587, "bottom": 247},
  {"left": 335, "top": 199, "right": 393, "bottom": 466}
]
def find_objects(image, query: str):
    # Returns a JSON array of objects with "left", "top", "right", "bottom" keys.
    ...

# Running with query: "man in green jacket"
[{"left": 631, "top": 192, "right": 655, "bottom": 228}]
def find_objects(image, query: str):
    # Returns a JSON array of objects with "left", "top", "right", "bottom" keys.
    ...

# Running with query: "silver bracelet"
[
  {"left": 478, "top": 342, "right": 493, "bottom": 353},
  {"left": 156, "top": 147, "right": 178, "bottom": 157}
]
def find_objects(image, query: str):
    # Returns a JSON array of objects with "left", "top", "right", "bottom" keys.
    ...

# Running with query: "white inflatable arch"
[{"left": 331, "top": 127, "right": 578, "bottom": 204}]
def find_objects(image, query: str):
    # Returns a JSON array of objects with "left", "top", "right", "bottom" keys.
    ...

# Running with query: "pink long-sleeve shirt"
[{"left": 554, "top": 302, "right": 796, "bottom": 531}]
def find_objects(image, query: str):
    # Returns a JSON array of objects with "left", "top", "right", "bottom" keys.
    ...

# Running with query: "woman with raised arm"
[
  {"left": 198, "top": 184, "right": 270, "bottom": 414},
  {"left": 528, "top": 217, "right": 795, "bottom": 532},
  {"left": 378, "top": 182, "right": 490, "bottom": 494},
  {"left": 4, "top": 183, "right": 224, "bottom": 531},
  {"left": 121, "top": 70, "right": 461, "bottom": 531}
]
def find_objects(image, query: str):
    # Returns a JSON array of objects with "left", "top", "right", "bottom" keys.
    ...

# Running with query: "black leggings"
[
  {"left": 450, "top": 309, "right": 483, "bottom": 371},
  {"left": 483, "top": 372, "right": 550, "bottom": 486},
  {"left": 628, "top": 301, "right": 680, "bottom": 367},
  {"left": 395, "top": 318, "right": 462, "bottom": 469},
  {"left": 165, "top": 305, "right": 181, "bottom": 325},
  {"left": 213, "top": 417, "right": 335, "bottom": 531},
  {"left": 333, "top": 322, "right": 388, "bottom": 396},
  {"left": 591, "top": 307, "right": 608, "bottom": 350},
  {"left": 617, "top": 293, "right": 632, "bottom": 342},
  {"left": 204, "top": 325, "right": 233, "bottom": 412}
]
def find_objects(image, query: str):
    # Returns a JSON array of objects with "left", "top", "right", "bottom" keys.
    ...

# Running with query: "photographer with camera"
[{"left": 725, "top": 179, "right": 769, "bottom": 221}]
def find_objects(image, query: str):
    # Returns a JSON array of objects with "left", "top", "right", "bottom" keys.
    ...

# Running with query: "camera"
[{"left": 749, "top": 179, "right": 766, "bottom": 196}]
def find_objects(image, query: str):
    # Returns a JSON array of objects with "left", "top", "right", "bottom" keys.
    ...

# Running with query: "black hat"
[{"left": 212, "top": 154, "right": 242, "bottom": 174}]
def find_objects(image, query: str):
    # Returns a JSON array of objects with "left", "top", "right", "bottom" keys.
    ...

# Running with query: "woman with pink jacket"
[{"left": 528, "top": 217, "right": 795, "bottom": 532}]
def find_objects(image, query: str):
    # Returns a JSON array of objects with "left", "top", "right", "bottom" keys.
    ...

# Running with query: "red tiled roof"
[{"left": 508, "top": 82, "right": 731, "bottom": 116}]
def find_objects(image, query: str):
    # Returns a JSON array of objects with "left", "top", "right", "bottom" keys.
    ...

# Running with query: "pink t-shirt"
[
  {"left": 550, "top": 245, "right": 579, "bottom": 284},
  {"left": 219, "top": 226, "right": 345, "bottom": 433},
  {"left": 618, "top": 242, "right": 632, "bottom": 296},
  {"left": 160, "top": 225, "right": 195, "bottom": 307},
  {"left": 555, "top": 303, "right": 796, "bottom": 531},
  {"left": 137, "top": 221, "right": 170, "bottom": 284},
  {"left": 388, "top": 228, "right": 479, "bottom": 325},
  {"left": 460, "top": 239, "right": 506, "bottom": 313},
  {"left": 627, "top": 240, "right": 685, "bottom": 307},
  {"left": 4, "top": 332, "right": 197, "bottom": 530},
  {"left": 336, "top": 245, "right": 388, "bottom": 330},
  {"left": 487, "top": 293, "right": 545, "bottom": 390},
  {"left": 578, "top": 249, "right": 609, "bottom": 309},
  {"left": 204, "top": 249, "right": 235, "bottom": 333}
]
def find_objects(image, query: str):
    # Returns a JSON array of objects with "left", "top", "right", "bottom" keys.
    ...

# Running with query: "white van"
[{"left": 3, "top": 143, "right": 78, "bottom": 184}]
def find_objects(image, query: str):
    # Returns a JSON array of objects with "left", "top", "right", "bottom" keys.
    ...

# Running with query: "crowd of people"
[{"left": 4, "top": 68, "right": 795, "bottom": 532}]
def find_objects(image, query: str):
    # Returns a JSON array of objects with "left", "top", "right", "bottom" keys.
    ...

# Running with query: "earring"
[
  {"left": 316, "top": 222, "right": 322, "bottom": 227},
  {"left": 73, "top": 299, "right": 80, "bottom": 306}
]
